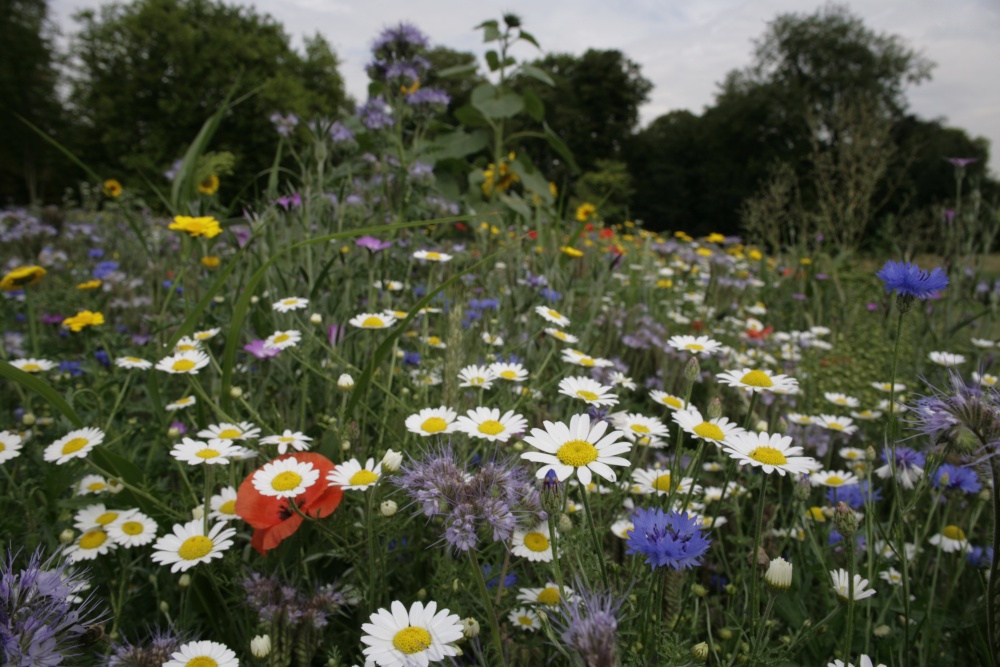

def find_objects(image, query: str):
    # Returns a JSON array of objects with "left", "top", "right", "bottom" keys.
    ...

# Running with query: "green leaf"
[
  {"left": 522, "top": 89, "right": 545, "bottom": 121},
  {"left": 430, "top": 129, "right": 489, "bottom": 160},
  {"left": 482, "top": 23, "right": 502, "bottom": 42},
  {"left": 498, "top": 192, "right": 533, "bottom": 219},
  {"left": 485, "top": 50, "right": 501, "bottom": 72},
  {"left": 437, "top": 62, "right": 479, "bottom": 78},
  {"left": 475, "top": 19, "right": 499, "bottom": 30},
  {"left": 0, "top": 361, "right": 84, "bottom": 427},
  {"left": 543, "top": 121, "right": 580, "bottom": 173},
  {"left": 473, "top": 92, "right": 524, "bottom": 119},
  {"left": 520, "top": 64, "right": 555, "bottom": 86},
  {"left": 454, "top": 105, "right": 488, "bottom": 129},
  {"left": 470, "top": 82, "right": 497, "bottom": 106},
  {"left": 510, "top": 159, "right": 552, "bottom": 203},
  {"left": 518, "top": 30, "right": 541, "bottom": 48},
  {"left": 15, "top": 114, "right": 102, "bottom": 183}
]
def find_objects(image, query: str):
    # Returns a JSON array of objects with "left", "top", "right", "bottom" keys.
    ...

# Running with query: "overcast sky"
[{"left": 50, "top": 0, "right": 1000, "bottom": 175}]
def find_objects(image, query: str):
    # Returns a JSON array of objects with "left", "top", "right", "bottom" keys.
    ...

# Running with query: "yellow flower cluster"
[
  {"left": 169, "top": 216, "right": 222, "bottom": 239},
  {"left": 0, "top": 266, "right": 46, "bottom": 291},
  {"left": 63, "top": 310, "right": 105, "bottom": 332},
  {"left": 482, "top": 153, "right": 519, "bottom": 197}
]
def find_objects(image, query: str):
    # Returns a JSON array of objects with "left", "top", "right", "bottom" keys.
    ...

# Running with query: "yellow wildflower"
[
  {"left": 76, "top": 280, "right": 102, "bottom": 290},
  {"left": 705, "top": 232, "right": 725, "bottom": 243},
  {"left": 169, "top": 216, "right": 222, "bottom": 239},
  {"left": 197, "top": 175, "right": 220, "bottom": 195},
  {"left": 201, "top": 256, "right": 221, "bottom": 269},
  {"left": 0, "top": 266, "right": 46, "bottom": 291},
  {"left": 102, "top": 179, "right": 123, "bottom": 198},
  {"left": 63, "top": 310, "right": 105, "bottom": 332},
  {"left": 575, "top": 202, "right": 597, "bottom": 222},
  {"left": 560, "top": 246, "right": 584, "bottom": 258}
]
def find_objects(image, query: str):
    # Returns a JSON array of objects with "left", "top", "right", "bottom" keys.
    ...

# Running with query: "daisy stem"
[
  {"left": 580, "top": 487, "right": 611, "bottom": 590},
  {"left": 886, "top": 307, "right": 911, "bottom": 666},
  {"left": 749, "top": 473, "right": 769, "bottom": 630},
  {"left": 203, "top": 464, "right": 213, "bottom": 534},
  {"left": 365, "top": 485, "right": 378, "bottom": 615},
  {"left": 468, "top": 549, "right": 507, "bottom": 667},
  {"left": 187, "top": 377, "right": 238, "bottom": 424},
  {"left": 24, "top": 286, "right": 39, "bottom": 357},
  {"left": 102, "top": 374, "right": 133, "bottom": 433},
  {"left": 743, "top": 391, "right": 759, "bottom": 432},
  {"left": 842, "top": 539, "right": 856, "bottom": 664}
]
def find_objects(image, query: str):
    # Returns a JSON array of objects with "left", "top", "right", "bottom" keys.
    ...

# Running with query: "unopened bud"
[
  {"left": 874, "top": 624, "right": 891, "bottom": 638},
  {"left": 309, "top": 313, "right": 322, "bottom": 325},
  {"left": 461, "top": 617, "right": 480, "bottom": 638},
  {"left": 558, "top": 513, "right": 573, "bottom": 532},
  {"left": 159, "top": 601, "right": 169, "bottom": 613},
  {"left": 167, "top": 426, "right": 181, "bottom": 438},
  {"left": 251, "top": 634, "right": 271, "bottom": 658},
  {"left": 340, "top": 440, "right": 351, "bottom": 451},
  {"left": 793, "top": 476, "right": 811, "bottom": 501},
  {"left": 764, "top": 556, "right": 793, "bottom": 592},
  {"left": 683, "top": 356, "right": 701, "bottom": 382},
  {"left": 178, "top": 574, "right": 191, "bottom": 589},
  {"left": 229, "top": 387, "right": 243, "bottom": 399},
  {"left": 692, "top": 584, "right": 708, "bottom": 598},
  {"left": 250, "top": 295, "right": 259, "bottom": 304},
  {"left": 108, "top": 478, "right": 125, "bottom": 494},
  {"left": 832, "top": 501, "right": 860, "bottom": 538},
  {"left": 417, "top": 588, "right": 427, "bottom": 600},
  {"left": 381, "top": 449, "right": 403, "bottom": 472},
  {"left": 337, "top": 373, "right": 354, "bottom": 390},
  {"left": 22, "top": 413, "right": 36, "bottom": 426},
  {"left": 748, "top": 546, "right": 769, "bottom": 570},
  {"left": 380, "top": 500, "right": 398, "bottom": 517},
  {"left": 755, "top": 420, "right": 768, "bottom": 433},
  {"left": 692, "top": 642, "right": 709, "bottom": 662},
  {"left": 718, "top": 628, "right": 733, "bottom": 640},
  {"left": 706, "top": 397, "right": 723, "bottom": 420},
  {"left": 213, "top": 295, "right": 225, "bottom": 304},
  {"left": 191, "top": 506, "right": 204, "bottom": 520},
  {"left": 59, "top": 529, "right": 75, "bottom": 544},
  {"left": 866, "top": 446, "right": 877, "bottom": 462}
]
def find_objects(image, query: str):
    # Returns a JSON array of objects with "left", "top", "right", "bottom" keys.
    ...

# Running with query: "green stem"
[
  {"left": 468, "top": 549, "right": 507, "bottom": 667},
  {"left": 24, "top": 287, "right": 39, "bottom": 357},
  {"left": 843, "top": 540, "right": 856, "bottom": 664},
  {"left": 580, "top": 486, "right": 611, "bottom": 590},
  {"left": 988, "top": 460, "right": 1000, "bottom": 662},
  {"left": 750, "top": 474, "right": 769, "bottom": 628}
]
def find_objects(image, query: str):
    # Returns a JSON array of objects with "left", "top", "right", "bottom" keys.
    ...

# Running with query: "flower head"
[
  {"left": 830, "top": 568, "right": 876, "bottom": 601},
  {"left": 521, "top": 413, "right": 631, "bottom": 485},
  {"left": 551, "top": 584, "right": 623, "bottom": 667},
  {"left": 169, "top": 216, "right": 222, "bottom": 238},
  {"left": 626, "top": 507, "right": 711, "bottom": 570},
  {"left": 62, "top": 310, "right": 105, "bottom": 332},
  {"left": 876, "top": 260, "right": 948, "bottom": 300},
  {"left": 150, "top": 520, "right": 236, "bottom": 572},
  {"left": 361, "top": 600, "right": 463, "bottom": 667},
  {"left": 0, "top": 265, "right": 46, "bottom": 291}
]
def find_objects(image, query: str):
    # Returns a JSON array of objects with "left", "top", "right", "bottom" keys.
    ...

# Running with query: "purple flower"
[
  {"left": 355, "top": 235, "right": 393, "bottom": 252},
  {"left": 371, "top": 22, "right": 429, "bottom": 52},
  {"left": 969, "top": 546, "right": 994, "bottom": 568},
  {"left": 244, "top": 339, "right": 281, "bottom": 359},
  {"left": 327, "top": 324, "right": 345, "bottom": 347},
  {"left": 406, "top": 87, "right": 451, "bottom": 107},
  {"left": 933, "top": 463, "right": 981, "bottom": 494},
  {"left": 626, "top": 507, "right": 711, "bottom": 570},
  {"left": 826, "top": 481, "right": 881, "bottom": 509},
  {"left": 104, "top": 627, "right": 185, "bottom": 667},
  {"left": 269, "top": 112, "right": 299, "bottom": 137},
  {"left": 946, "top": 157, "right": 978, "bottom": 168},
  {"left": 93, "top": 261, "right": 119, "bottom": 280},
  {"left": 169, "top": 421, "right": 187, "bottom": 435},
  {"left": 552, "top": 584, "right": 623, "bottom": 666},
  {"left": 943, "top": 209, "right": 957, "bottom": 225},
  {"left": 358, "top": 96, "right": 393, "bottom": 130},
  {"left": 876, "top": 260, "right": 948, "bottom": 300},
  {"left": 911, "top": 373, "right": 1000, "bottom": 449},
  {"left": 276, "top": 193, "right": 301, "bottom": 211},
  {"left": 329, "top": 121, "right": 355, "bottom": 144},
  {"left": 791, "top": 293, "right": 807, "bottom": 301}
]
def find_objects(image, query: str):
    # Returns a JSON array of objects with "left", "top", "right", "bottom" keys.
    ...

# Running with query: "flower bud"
[
  {"left": 874, "top": 624, "right": 891, "bottom": 638},
  {"left": 229, "top": 387, "right": 243, "bottom": 399},
  {"left": 341, "top": 440, "right": 351, "bottom": 451},
  {"left": 108, "top": 478, "right": 125, "bottom": 494},
  {"left": 251, "top": 635, "right": 271, "bottom": 658},
  {"left": 59, "top": 529, "right": 75, "bottom": 544},
  {"left": 706, "top": 397, "right": 723, "bottom": 420},
  {"left": 191, "top": 506, "right": 204, "bottom": 520},
  {"left": 866, "top": 446, "right": 877, "bottom": 462},
  {"left": 683, "top": 356, "right": 701, "bottom": 382},
  {"left": 309, "top": 313, "right": 322, "bottom": 325},
  {"left": 692, "top": 642, "right": 709, "bottom": 662},
  {"left": 793, "top": 476, "right": 811, "bottom": 501},
  {"left": 22, "top": 413, "right": 36, "bottom": 426},
  {"left": 167, "top": 426, "right": 181, "bottom": 438},
  {"left": 250, "top": 296, "right": 259, "bottom": 304},
  {"left": 832, "top": 501, "right": 860, "bottom": 538},
  {"left": 461, "top": 617, "right": 480, "bottom": 638},
  {"left": 691, "top": 584, "right": 708, "bottom": 598},
  {"left": 380, "top": 500, "right": 398, "bottom": 517},
  {"left": 558, "top": 513, "right": 573, "bottom": 532},
  {"left": 718, "top": 628, "right": 733, "bottom": 640},
  {"left": 755, "top": 420, "right": 769, "bottom": 433},
  {"left": 178, "top": 574, "right": 191, "bottom": 589},
  {"left": 337, "top": 373, "right": 354, "bottom": 390},
  {"left": 213, "top": 295, "right": 225, "bottom": 304},
  {"left": 764, "top": 556, "right": 793, "bottom": 592},
  {"left": 381, "top": 449, "right": 403, "bottom": 472},
  {"left": 748, "top": 546, "right": 769, "bottom": 570},
  {"left": 159, "top": 601, "right": 169, "bottom": 613},
  {"left": 417, "top": 588, "right": 427, "bottom": 600}
]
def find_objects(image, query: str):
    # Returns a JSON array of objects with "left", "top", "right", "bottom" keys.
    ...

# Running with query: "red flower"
[
  {"left": 455, "top": 222, "right": 469, "bottom": 231},
  {"left": 744, "top": 326, "right": 774, "bottom": 341},
  {"left": 599, "top": 228, "right": 614, "bottom": 239},
  {"left": 527, "top": 230, "right": 538, "bottom": 240},
  {"left": 235, "top": 452, "right": 343, "bottom": 555}
]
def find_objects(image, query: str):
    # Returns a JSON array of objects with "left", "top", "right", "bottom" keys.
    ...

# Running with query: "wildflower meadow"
[{"left": 3, "top": 11, "right": 1000, "bottom": 667}]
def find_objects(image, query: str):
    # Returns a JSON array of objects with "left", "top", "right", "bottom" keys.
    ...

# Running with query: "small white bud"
[
  {"left": 341, "top": 440, "right": 351, "bottom": 451},
  {"left": 229, "top": 387, "right": 243, "bottom": 399},
  {"left": 251, "top": 634, "right": 272, "bottom": 658},
  {"left": 191, "top": 506, "right": 204, "bottom": 520},
  {"left": 380, "top": 500, "right": 398, "bottom": 517},
  {"left": 764, "top": 556, "right": 793, "bottom": 592},
  {"left": 213, "top": 295, "right": 225, "bottom": 304},
  {"left": 159, "top": 601, "right": 169, "bottom": 613},
  {"left": 755, "top": 420, "right": 769, "bottom": 433},
  {"left": 250, "top": 296, "right": 259, "bottom": 304},
  {"left": 461, "top": 617, "right": 480, "bottom": 638},
  {"left": 178, "top": 574, "right": 191, "bottom": 589},
  {"left": 22, "top": 413, "right": 36, "bottom": 426},
  {"left": 381, "top": 449, "right": 403, "bottom": 472},
  {"left": 59, "top": 529, "right": 75, "bottom": 544},
  {"left": 337, "top": 373, "right": 354, "bottom": 390},
  {"left": 310, "top": 313, "right": 322, "bottom": 325},
  {"left": 167, "top": 427, "right": 181, "bottom": 438}
]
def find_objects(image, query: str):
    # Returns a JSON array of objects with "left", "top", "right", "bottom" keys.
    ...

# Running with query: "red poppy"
[
  {"left": 744, "top": 326, "right": 774, "bottom": 341},
  {"left": 599, "top": 228, "right": 614, "bottom": 239},
  {"left": 527, "top": 230, "right": 538, "bottom": 240},
  {"left": 455, "top": 222, "right": 469, "bottom": 231},
  {"left": 584, "top": 223, "right": 595, "bottom": 232},
  {"left": 235, "top": 452, "right": 343, "bottom": 556}
]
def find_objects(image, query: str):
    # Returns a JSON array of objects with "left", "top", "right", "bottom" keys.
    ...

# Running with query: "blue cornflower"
[
  {"left": 876, "top": 446, "right": 926, "bottom": 489},
  {"left": 933, "top": 464, "right": 981, "bottom": 494},
  {"left": 94, "top": 350, "right": 110, "bottom": 368},
  {"left": 626, "top": 507, "right": 711, "bottom": 571},
  {"left": 968, "top": 546, "right": 994, "bottom": 568},
  {"left": 87, "top": 248, "right": 104, "bottom": 259},
  {"left": 92, "top": 261, "right": 119, "bottom": 279},
  {"left": 827, "top": 481, "right": 882, "bottom": 509},
  {"left": 58, "top": 361, "right": 84, "bottom": 377},
  {"left": 539, "top": 287, "right": 562, "bottom": 302},
  {"left": 402, "top": 350, "right": 420, "bottom": 366},
  {"left": 483, "top": 564, "right": 517, "bottom": 590},
  {"left": 876, "top": 260, "right": 948, "bottom": 300}
]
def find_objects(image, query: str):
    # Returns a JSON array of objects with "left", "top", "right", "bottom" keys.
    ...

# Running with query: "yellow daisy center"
[
  {"left": 79, "top": 530, "right": 107, "bottom": 550},
  {"left": 548, "top": 309, "right": 562, "bottom": 319},
  {"left": 740, "top": 370, "right": 773, "bottom": 387},
  {"left": 178, "top": 535, "right": 214, "bottom": 561},
  {"left": 272, "top": 333, "right": 290, "bottom": 344},
  {"left": 653, "top": 474, "right": 672, "bottom": 492},
  {"left": 693, "top": 422, "right": 725, "bottom": 441},
  {"left": 176, "top": 344, "right": 196, "bottom": 351},
  {"left": 827, "top": 422, "right": 844, "bottom": 431},
  {"left": 196, "top": 449, "right": 220, "bottom": 459},
  {"left": 278, "top": 436, "right": 294, "bottom": 443},
  {"left": 523, "top": 532, "right": 549, "bottom": 552},
  {"left": 218, "top": 500, "right": 236, "bottom": 515},
  {"left": 749, "top": 446, "right": 788, "bottom": 466},
  {"left": 834, "top": 398, "right": 847, "bottom": 404},
  {"left": 87, "top": 482, "right": 106, "bottom": 491},
  {"left": 537, "top": 587, "right": 561, "bottom": 605},
  {"left": 576, "top": 390, "right": 599, "bottom": 402},
  {"left": 478, "top": 420, "right": 505, "bottom": 436},
  {"left": 579, "top": 357, "right": 595, "bottom": 367},
  {"left": 121, "top": 521, "right": 144, "bottom": 535},
  {"left": 186, "top": 657, "right": 218, "bottom": 667},
  {"left": 125, "top": 357, "right": 143, "bottom": 363},
  {"left": 556, "top": 439, "right": 598, "bottom": 467},
  {"left": 426, "top": 252, "right": 441, "bottom": 260},
  {"left": 217, "top": 429, "right": 241, "bottom": 439},
  {"left": 825, "top": 475, "right": 845, "bottom": 486},
  {"left": 427, "top": 336, "right": 442, "bottom": 346},
  {"left": 361, "top": 316, "right": 384, "bottom": 327},
  {"left": 630, "top": 424, "right": 651, "bottom": 434},
  {"left": 172, "top": 359, "right": 196, "bottom": 372},
  {"left": 684, "top": 343, "right": 704, "bottom": 351},
  {"left": 421, "top": 417, "right": 448, "bottom": 433},
  {"left": 943, "top": 525, "right": 966, "bottom": 541},
  {"left": 349, "top": 470, "right": 378, "bottom": 486},
  {"left": 500, "top": 370, "right": 517, "bottom": 379},
  {"left": 22, "top": 363, "right": 41, "bottom": 372},
  {"left": 807, "top": 507, "right": 826, "bottom": 521},
  {"left": 282, "top": 299, "right": 297, "bottom": 306},
  {"left": 518, "top": 615, "right": 535, "bottom": 626},
  {"left": 661, "top": 396, "right": 683, "bottom": 409},
  {"left": 271, "top": 471, "right": 303, "bottom": 492},
  {"left": 553, "top": 331, "right": 568, "bottom": 340},
  {"left": 393, "top": 626, "right": 432, "bottom": 654},
  {"left": 62, "top": 437, "right": 90, "bottom": 454},
  {"left": 95, "top": 512, "right": 118, "bottom": 525}
]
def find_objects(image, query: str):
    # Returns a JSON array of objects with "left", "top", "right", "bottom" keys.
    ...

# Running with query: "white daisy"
[
  {"left": 413, "top": 249, "right": 453, "bottom": 262},
  {"left": 516, "top": 582, "right": 574, "bottom": 606},
  {"left": 521, "top": 413, "right": 631, "bottom": 485},
  {"left": 609, "top": 372, "right": 636, "bottom": 390},
  {"left": 830, "top": 569, "right": 876, "bottom": 601},
  {"left": 272, "top": 296, "right": 309, "bottom": 312},
  {"left": 163, "top": 640, "right": 238, "bottom": 667},
  {"left": 850, "top": 409, "right": 883, "bottom": 421},
  {"left": 197, "top": 422, "right": 261, "bottom": 441},
  {"left": 374, "top": 279, "right": 405, "bottom": 291},
  {"left": 810, "top": 470, "right": 860, "bottom": 488},
  {"left": 648, "top": 390, "right": 687, "bottom": 411},
  {"left": 929, "top": 525, "right": 971, "bottom": 553},
  {"left": 672, "top": 409, "right": 742, "bottom": 446},
  {"left": 360, "top": 600, "right": 463, "bottom": 667},
  {"left": 717, "top": 368, "right": 799, "bottom": 394},
  {"left": 192, "top": 328, "right": 221, "bottom": 341},
  {"left": 252, "top": 457, "right": 320, "bottom": 498},
  {"left": 489, "top": 361, "right": 528, "bottom": 382},
  {"left": 666, "top": 335, "right": 723, "bottom": 356},
  {"left": 457, "top": 365, "right": 496, "bottom": 389},
  {"left": 405, "top": 406, "right": 458, "bottom": 436},
  {"left": 560, "top": 348, "right": 614, "bottom": 368},
  {"left": 165, "top": 396, "right": 197, "bottom": 411},
  {"left": 156, "top": 350, "right": 210, "bottom": 375},
  {"left": 170, "top": 438, "right": 237, "bottom": 466},
  {"left": 327, "top": 457, "right": 382, "bottom": 491},
  {"left": 610, "top": 518, "right": 634, "bottom": 539},
  {"left": 0, "top": 430, "right": 24, "bottom": 464},
  {"left": 630, "top": 467, "right": 699, "bottom": 497},
  {"left": 928, "top": 351, "right": 965, "bottom": 367},
  {"left": 209, "top": 486, "right": 239, "bottom": 521},
  {"left": 454, "top": 407, "right": 528, "bottom": 443},
  {"left": 535, "top": 305, "right": 570, "bottom": 327},
  {"left": 507, "top": 607, "right": 541, "bottom": 632},
  {"left": 971, "top": 338, "right": 995, "bottom": 348},
  {"left": 9, "top": 358, "right": 57, "bottom": 372},
  {"left": 65, "top": 529, "right": 116, "bottom": 562},
  {"left": 816, "top": 415, "right": 858, "bottom": 435},
  {"left": 107, "top": 511, "right": 158, "bottom": 547},
  {"left": 973, "top": 372, "right": 999, "bottom": 388},
  {"left": 75, "top": 474, "right": 108, "bottom": 495},
  {"left": 558, "top": 376, "right": 619, "bottom": 407},
  {"left": 349, "top": 312, "right": 398, "bottom": 329},
  {"left": 545, "top": 327, "right": 579, "bottom": 344},
  {"left": 44, "top": 427, "right": 104, "bottom": 465},
  {"left": 720, "top": 431, "right": 818, "bottom": 476},
  {"left": 511, "top": 523, "right": 555, "bottom": 562},
  {"left": 823, "top": 392, "right": 860, "bottom": 408},
  {"left": 879, "top": 568, "right": 903, "bottom": 586},
  {"left": 115, "top": 356, "right": 153, "bottom": 370},
  {"left": 871, "top": 382, "right": 906, "bottom": 393},
  {"left": 173, "top": 337, "right": 202, "bottom": 352},
  {"left": 151, "top": 520, "right": 236, "bottom": 573},
  {"left": 422, "top": 335, "right": 447, "bottom": 349},
  {"left": 839, "top": 447, "right": 867, "bottom": 462},
  {"left": 876, "top": 399, "right": 909, "bottom": 414},
  {"left": 260, "top": 430, "right": 313, "bottom": 454},
  {"left": 482, "top": 331, "right": 504, "bottom": 346},
  {"left": 264, "top": 329, "right": 301, "bottom": 350},
  {"left": 786, "top": 413, "right": 815, "bottom": 426},
  {"left": 74, "top": 504, "right": 137, "bottom": 531},
  {"left": 612, "top": 413, "right": 670, "bottom": 443}
]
